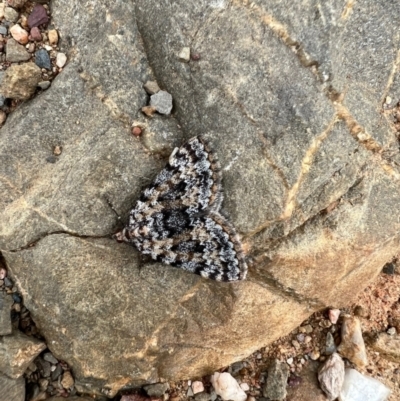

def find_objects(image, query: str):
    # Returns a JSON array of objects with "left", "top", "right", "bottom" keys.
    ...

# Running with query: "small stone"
[
  {"left": 29, "top": 26, "right": 42, "bottom": 41},
  {"left": 340, "top": 369, "right": 391, "bottom": 401},
  {"left": 50, "top": 364, "right": 63, "bottom": 381},
  {"left": 44, "top": 44, "right": 52, "bottom": 51},
  {"left": 296, "top": 333, "right": 305, "bottom": 343},
  {"left": 10, "top": 24, "right": 29, "bottom": 44},
  {"left": 12, "top": 293, "right": 21, "bottom": 303},
  {"left": 178, "top": 46, "right": 190, "bottom": 62},
  {"left": 0, "top": 267, "right": 7, "bottom": 279},
  {"left": 143, "top": 80, "right": 160, "bottom": 95},
  {"left": 211, "top": 372, "right": 246, "bottom": 401},
  {"left": 0, "top": 25, "right": 8, "bottom": 35},
  {"left": 386, "top": 96, "right": 392, "bottom": 104},
  {"left": 191, "top": 52, "right": 201, "bottom": 61},
  {"left": 292, "top": 340, "right": 300, "bottom": 349},
  {"left": 325, "top": 332, "right": 336, "bottom": 355},
  {"left": 318, "top": 353, "right": 345, "bottom": 401},
  {"left": 38, "top": 378, "right": 49, "bottom": 391},
  {"left": 239, "top": 383, "right": 249, "bottom": 392},
  {"left": 304, "top": 335, "right": 312, "bottom": 344},
  {"left": 4, "top": 277, "right": 12, "bottom": 287},
  {"left": 61, "top": 371, "right": 74, "bottom": 389},
  {"left": 46, "top": 155, "right": 57, "bottom": 163},
  {"left": 48, "top": 29, "right": 58, "bottom": 45},
  {"left": 328, "top": 309, "right": 340, "bottom": 324},
  {"left": 337, "top": 315, "right": 368, "bottom": 368},
  {"left": 144, "top": 383, "right": 170, "bottom": 397},
  {"left": 53, "top": 145, "right": 62, "bottom": 155},
  {"left": 319, "top": 319, "right": 332, "bottom": 328},
  {"left": 371, "top": 333, "right": 400, "bottom": 363},
  {"left": 150, "top": 90, "right": 173, "bottom": 115},
  {"left": 141, "top": 105, "right": 157, "bottom": 116},
  {"left": 187, "top": 387, "right": 194, "bottom": 397},
  {"left": 387, "top": 327, "right": 396, "bottom": 335},
  {"left": 302, "top": 324, "right": 313, "bottom": 333},
  {"left": 132, "top": 126, "right": 142, "bottom": 137},
  {"left": 0, "top": 110, "right": 6, "bottom": 125},
  {"left": 309, "top": 350, "right": 320, "bottom": 360},
  {"left": 286, "top": 357, "right": 294, "bottom": 365},
  {"left": 27, "top": 42, "right": 35, "bottom": 53},
  {"left": 43, "top": 352, "right": 58, "bottom": 364},
  {"left": 13, "top": 303, "right": 21, "bottom": 312},
  {"left": 263, "top": 360, "right": 289, "bottom": 400},
  {"left": 28, "top": 4, "right": 49, "bottom": 28},
  {"left": 192, "top": 381, "right": 204, "bottom": 394},
  {"left": 4, "top": 7, "right": 19, "bottom": 23},
  {"left": 7, "top": 0, "right": 28, "bottom": 8},
  {"left": 353, "top": 305, "right": 368, "bottom": 318},
  {"left": 194, "top": 392, "right": 211, "bottom": 401},
  {"left": 6, "top": 38, "right": 31, "bottom": 62},
  {"left": 0, "top": 63, "right": 41, "bottom": 100},
  {"left": 56, "top": 52, "right": 67, "bottom": 68},
  {"left": 35, "top": 48, "right": 51, "bottom": 69},
  {"left": 38, "top": 80, "right": 51, "bottom": 90},
  {"left": 382, "top": 262, "right": 396, "bottom": 275}
]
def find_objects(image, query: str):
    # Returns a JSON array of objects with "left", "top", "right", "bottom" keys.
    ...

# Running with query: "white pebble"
[
  {"left": 239, "top": 382, "right": 249, "bottom": 392},
  {"left": 192, "top": 381, "right": 204, "bottom": 394},
  {"left": 211, "top": 372, "right": 247, "bottom": 401},
  {"left": 56, "top": 52, "right": 67, "bottom": 68}
]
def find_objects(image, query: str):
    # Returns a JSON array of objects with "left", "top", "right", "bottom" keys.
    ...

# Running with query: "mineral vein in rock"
[{"left": 114, "top": 136, "right": 247, "bottom": 281}]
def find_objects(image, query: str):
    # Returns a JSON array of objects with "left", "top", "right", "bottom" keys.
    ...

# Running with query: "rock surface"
[
  {"left": 0, "top": 330, "right": 46, "bottom": 378},
  {"left": 1, "top": 0, "right": 400, "bottom": 397},
  {"left": 0, "top": 373, "right": 25, "bottom": 401},
  {"left": 370, "top": 333, "right": 400, "bottom": 363},
  {"left": 263, "top": 360, "right": 289, "bottom": 400},
  {"left": 0, "top": 291, "right": 13, "bottom": 335}
]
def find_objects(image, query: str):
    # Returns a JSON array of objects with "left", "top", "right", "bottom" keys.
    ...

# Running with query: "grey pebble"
[
  {"left": 0, "top": 25, "right": 8, "bottom": 35},
  {"left": 12, "top": 293, "right": 22, "bottom": 303},
  {"left": 4, "top": 277, "right": 12, "bottom": 287},
  {"left": 37, "top": 359, "right": 51, "bottom": 378},
  {"left": 6, "top": 38, "right": 31, "bottom": 63},
  {"left": 4, "top": 7, "right": 19, "bottom": 23},
  {"left": 46, "top": 156, "right": 57, "bottom": 163},
  {"left": 0, "top": 95, "right": 5, "bottom": 108},
  {"left": 50, "top": 364, "right": 63, "bottom": 381},
  {"left": 35, "top": 49, "right": 51, "bottom": 70},
  {"left": 194, "top": 392, "right": 211, "bottom": 401},
  {"left": 38, "top": 81, "right": 51, "bottom": 90},
  {"left": 150, "top": 90, "right": 173, "bottom": 115},
  {"left": 143, "top": 80, "right": 160, "bottom": 95},
  {"left": 325, "top": 332, "right": 336, "bottom": 355},
  {"left": 143, "top": 382, "right": 170, "bottom": 397},
  {"left": 43, "top": 352, "right": 58, "bottom": 364}
]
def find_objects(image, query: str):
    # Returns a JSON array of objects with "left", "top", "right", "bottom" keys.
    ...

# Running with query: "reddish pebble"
[
  {"left": 30, "top": 26, "right": 42, "bottom": 41},
  {"left": 191, "top": 53, "right": 201, "bottom": 61},
  {"left": 0, "top": 267, "right": 7, "bottom": 279},
  {"left": 10, "top": 24, "right": 29, "bottom": 44},
  {"left": 28, "top": 4, "right": 49, "bottom": 28},
  {"left": 132, "top": 126, "right": 142, "bottom": 136},
  {"left": 328, "top": 309, "right": 341, "bottom": 324},
  {"left": 191, "top": 381, "right": 204, "bottom": 394}
]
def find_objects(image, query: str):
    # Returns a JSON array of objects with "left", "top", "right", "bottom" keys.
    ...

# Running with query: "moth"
[{"left": 114, "top": 136, "right": 247, "bottom": 281}]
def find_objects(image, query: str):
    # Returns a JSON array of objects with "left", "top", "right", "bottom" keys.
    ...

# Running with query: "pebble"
[
  {"left": 304, "top": 335, "right": 312, "bottom": 344},
  {"left": 61, "top": 371, "right": 74, "bottom": 389},
  {"left": 371, "top": 333, "right": 400, "bottom": 363},
  {"left": 286, "top": 357, "right": 294, "bottom": 365},
  {"left": 239, "top": 382, "right": 249, "bottom": 392},
  {"left": 6, "top": 38, "right": 31, "bottom": 62},
  {"left": 263, "top": 360, "right": 289, "bottom": 401},
  {"left": 143, "top": 80, "right": 160, "bottom": 95},
  {"left": 50, "top": 364, "right": 63, "bottom": 381},
  {"left": 353, "top": 305, "right": 368, "bottom": 318},
  {"left": 292, "top": 340, "right": 300, "bottom": 349},
  {"left": 340, "top": 369, "right": 391, "bottom": 401},
  {"left": 43, "top": 352, "right": 58, "bottom": 364},
  {"left": 192, "top": 381, "right": 204, "bottom": 394},
  {"left": 194, "top": 392, "right": 211, "bottom": 401},
  {"left": 178, "top": 46, "right": 190, "bottom": 62},
  {"left": 150, "top": 90, "right": 173, "bottom": 115},
  {"left": 12, "top": 293, "right": 21, "bottom": 303},
  {"left": 28, "top": 4, "right": 49, "bottom": 28},
  {"left": 0, "top": 279, "right": 4, "bottom": 286},
  {"left": 328, "top": 309, "right": 340, "bottom": 324},
  {"left": 38, "top": 378, "right": 49, "bottom": 391},
  {"left": 382, "top": 262, "right": 395, "bottom": 275},
  {"left": 0, "top": 110, "right": 4, "bottom": 125},
  {"left": 143, "top": 382, "right": 170, "bottom": 397},
  {"left": 0, "top": 25, "right": 7, "bottom": 36},
  {"left": 35, "top": 48, "right": 51, "bottom": 69},
  {"left": 4, "top": 277, "right": 12, "bottom": 287},
  {"left": 325, "top": 332, "right": 336, "bottom": 355},
  {"left": 10, "top": 24, "right": 29, "bottom": 44},
  {"left": 0, "top": 62, "right": 42, "bottom": 100},
  {"left": 300, "top": 324, "right": 313, "bottom": 334},
  {"left": 296, "top": 333, "right": 305, "bottom": 343},
  {"left": 211, "top": 372, "right": 247, "bottom": 401},
  {"left": 56, "top": 52, "right": 67, "bottom": 68},
  {"left": 48, "top": 29, "right": 58, "bottom": 45},
  {"left": 385, "top": 96, "right": 392, "bottom": 104},
  {"left": 387, "top": 327, "right": 396, "bottom": 335},
  {"left": 4, "top": 7, "right": 19, "bottom": 23},
  {"left": 191, "top": 52, "right": 201, "bottom": 61},
  {"left": 132, "top": 126, "right": 142, "bottom": 136},
  {"left": 53, "top": 145, "right": 62, "bottom": 155},
  {"left": 309, "top": 350, "right": 320, "bottom": 360},
  {"left": 337, "top": 315, "right": 368, "bottom": 368},
  {"left": 44, "top": 44, "right": 52, "bottom": 51},
  {"left": 27, "top": 43, "right": 35, "bottom": 53},
  {"left": 46, "top": 155, "right": 57, "bottom": 163},
  {"left": 318, "top": 353, "right": 345, "bottom": 400},
  {"left": 141, "top": 105, "right": 157, "bottom": 116},
  {"left": 29, "top": 26, "right": 42, "bottom": 41},
  {"left": 0, "top": 268, "right": 7, "bottom": 280},
  {"left": 38, "top": 80, "right": 51, "bottom": 90}
]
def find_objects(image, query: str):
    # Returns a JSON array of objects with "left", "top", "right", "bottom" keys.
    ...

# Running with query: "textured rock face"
[{"left": 1, "top": 0, "right": 400, "bottom": 397}]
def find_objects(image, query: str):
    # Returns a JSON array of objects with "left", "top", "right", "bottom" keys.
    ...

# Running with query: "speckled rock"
[
  {"left": 0, "top": 62, "right": 41, "bottom": 99},
  {"left": 6, "top": 38, "right": 31, "bottom": 62}
]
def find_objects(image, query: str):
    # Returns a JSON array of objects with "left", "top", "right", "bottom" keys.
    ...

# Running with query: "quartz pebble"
[
  {"left": 178, "top": 46, "right": 190, "bottom": 62},
  {"left": 38, "top": 80, "right": 51, "bottom": 90},
  {"left": 56, "top": 52, "right": 67, "bottom": 68},
  {"left": 239, "top": 382, "right": 249, "bottom": 391},
  {"left": 329, "top": 309, "right": 341, "bottom": 324},
  {"left": 318, "top": 353, "right": 345, "bottom": 400},
  {"left": 339, "top": 368, "right": 391, "bottom": 401},
  {"left": 0, "top": 267, "right": 6, "bottom": 279},
  {"left": 192, "top": 381, "right": 204, "bottom": 394},
  {"left": 211, "top": 372, "right": 247, "bottom": 401},
  {"left": 10, "top": 24, "right": 29, "bottom": 44},
  {"left": 48, "top": 29, "right": 58, "bottom": 45}
]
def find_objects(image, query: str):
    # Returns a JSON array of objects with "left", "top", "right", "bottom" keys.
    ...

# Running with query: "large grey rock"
[
  {"left": 0, "top": 373, "right": 25, "bottom": 401},
  {"left": 0, "top": 291, "right": 13, "bottom": 335},
  {"left": 1, "top": 0, "right": 400, "bottom": 397}
]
